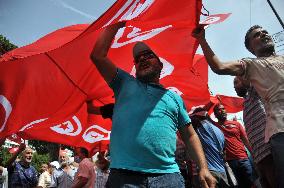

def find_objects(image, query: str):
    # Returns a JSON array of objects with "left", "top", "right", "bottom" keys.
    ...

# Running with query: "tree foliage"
[
  {"left": 31, "top": 152, "right": 50, "bottom": 172},
  {"left": 29, "top": 140, "right": 60, "bottom": 161},
  {"left": 0, "top": 34, "right": 17, "bottom": 56}
]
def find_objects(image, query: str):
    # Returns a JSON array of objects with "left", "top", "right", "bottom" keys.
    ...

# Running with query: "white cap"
[{"left": 50, "top": 161, "right": 60, "bottom": 169}]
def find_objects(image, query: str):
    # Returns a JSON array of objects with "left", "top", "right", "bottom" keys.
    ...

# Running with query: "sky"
[{"left": 0, "top": 0, "right": 283, "bottom": 116}]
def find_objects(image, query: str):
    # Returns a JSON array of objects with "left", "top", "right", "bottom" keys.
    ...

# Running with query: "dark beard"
[{"left": 258, "top": 44, "right": 275, "bottom": 57}]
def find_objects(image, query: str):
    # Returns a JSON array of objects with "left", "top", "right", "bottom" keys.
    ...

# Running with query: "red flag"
[
  {"left": 9, "top": 147, "right": 19, "bottom": 154},
  {"left": 7, "top": 134, "right": 22, "bottom": 144},
  {"left": 0, "top": 0, "right": 205, "bottom": 151},
  {"left": 210, "top": 95, "right": 244, "bottom": 113},
  {"left": 200, "top": 13, "right": 231, "bottom": 25}
]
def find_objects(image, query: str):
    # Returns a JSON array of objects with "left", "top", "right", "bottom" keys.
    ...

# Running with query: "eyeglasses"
[{"left": 135, "top": 52, "right": 156, "bottom": 64}]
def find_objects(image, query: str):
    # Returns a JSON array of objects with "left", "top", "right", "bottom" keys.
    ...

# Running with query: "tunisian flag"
[{"left": 0, "top": 0, "right": 206, "bottom": 151}]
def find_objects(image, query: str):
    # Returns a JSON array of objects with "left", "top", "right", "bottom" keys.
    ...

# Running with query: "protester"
[
  {"left": 0, "top": 161, "right": 8, "bottom": 188},
  {"left": 37, "top": 163, "right": 52, "bottom": 188},
  {"left": 50, "top": 151, "right": 77, "bottom": 188},
  {"left": 212, "top": 104, "right": 254, "bottom": 188},
  {"left": 234, "top": 76, "right": 275, "bottom": 188},
  {"left": 72, "top": 147, "right": 96, "bottom": 188},
  {"left": 190, "top": 107, "right": 230, "bottom": 188},
  {"left": 193, "top": 24, "right": 284, "bottom": 188},
  {"left": 6, "top": 143, "right": 38, "bottom": 188},
  {"left": 94, "top": 151, "right": 110, "bottom": 188},
  {"left": 175, "top": 133, "right": 192, "bottom": 188},
  {"left": 0, "top": 166, "right": 7, "bottom": 188},
  {"left": 89, "top": 21, "right": 216, "bottom": 188},
  {"left": 39, "top": 163, "right": 48, "bottom": 174},
  {"left": 0, "top": 149, "right": 8, "bottom": 188}
]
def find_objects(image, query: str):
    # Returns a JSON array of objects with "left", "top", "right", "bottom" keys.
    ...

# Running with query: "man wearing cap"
[{"left": 90, "top": 22, "right": 215, "bottom": 188}]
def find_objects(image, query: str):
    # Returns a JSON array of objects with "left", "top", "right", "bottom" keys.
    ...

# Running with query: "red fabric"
[
  {"left": 210, "top": 95, "right": 244, "bottom": 114},
  {"left": 214, "top": 120, "right": 248, "bottom": 160},
  {"left": 9, "top": 147, "right": 19, "bottom": 154},
  {"left": 0, "top": 0, "right": 206, "bottom": 151},
  {"left": 7, "top": 134, "right": 22, "bottom": 144},
  {"left": 200, "top": 13, "right": 231, "bottom": 25}
]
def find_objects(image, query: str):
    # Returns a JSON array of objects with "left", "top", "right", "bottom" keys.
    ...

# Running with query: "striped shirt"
[
  {"left": 243, "top": 87, "right": 271, "bottom": 164},
  {"left": 94, "top": 168, "right": 109, "bottom": 188}
]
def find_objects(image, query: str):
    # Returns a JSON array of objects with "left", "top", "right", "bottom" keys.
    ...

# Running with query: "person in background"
[
  {"left": 94, "top": 151, "right": 110, "bottom": 188},
  {"left": 190, "top": 107, "right": 229, "bottom": 188},
  {"left": 72, "top": 147, "right": 96, "bottom": 188},
  {"left": 39, "top": 163, "right": 48, "bottom": 175},
  {"left": 6, "top": 143, "right": 38, "bottom": 188},
  {"left": 234, "top": 76, "right": 275, "bottom": 188},
  {"left": 50, "top": 150, "right": 77, "bottom": 188},
  {"left": 0, "top": 154, "right": 8, "bottom": 188},
  {"left": 175, "top": 133, "right": 192, "bottom": 188},
  {"left": 37, "top": 163, "right": 52, "bottom": 188},
  {"left": 212, "top": 104, "right": 254, "bottom": 188}
]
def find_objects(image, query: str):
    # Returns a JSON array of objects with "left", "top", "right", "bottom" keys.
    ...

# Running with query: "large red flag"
[{"left": 0, "top": 0, "right": 206, "bottom": 151}]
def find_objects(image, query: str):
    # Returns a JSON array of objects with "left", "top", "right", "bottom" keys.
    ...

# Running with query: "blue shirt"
[
  {"left": 8, "top": 161, "right": 38, "bottom": 188},
  {"left": 195, "top": 120, "right": 226, "bottom": 173},
  {"left": 109, "top": 69, "right": 191, "bottom": 173}
]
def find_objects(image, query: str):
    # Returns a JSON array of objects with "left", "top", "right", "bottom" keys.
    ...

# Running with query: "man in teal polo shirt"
[{"left": 90, "top": 22, "right": 215, "bottom": 188}]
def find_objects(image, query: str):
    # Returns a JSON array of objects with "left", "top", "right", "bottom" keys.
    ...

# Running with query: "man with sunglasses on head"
[
  {"left": 89, "top": 22, "right": 216, "bottom": 188},
  {"left": 193, "top": 25, "right": 284, "bottom": 188}
]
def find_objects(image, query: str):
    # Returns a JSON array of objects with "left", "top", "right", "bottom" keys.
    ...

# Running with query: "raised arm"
[
  {"left": 90, "top": 22, "right": 126, "bottom": 84},
  {"left": 179, "top": 125, "right": 216, "bottom": 188},
  {"left": 192, "top": 26, "right": 244, "bottom": 76},
  {"left": 5, "top": 143, "right": 26, "bottom": 167}
]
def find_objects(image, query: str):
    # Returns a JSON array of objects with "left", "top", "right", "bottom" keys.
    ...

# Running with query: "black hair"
[
  {"left": 244, "top": 25, "right": 262, "bottom": 54},
  {"left": 213, "top": 103, "right": 221, "bottom": 114},
  {"left": 80, "top": 147, "right": 89, "bottom": 157}
]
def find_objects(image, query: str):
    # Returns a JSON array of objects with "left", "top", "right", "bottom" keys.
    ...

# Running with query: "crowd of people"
[
  {"left": 0, "top": 144, "right": 111, "bottom": 188},
  {"left": 0, "top": 18, "right": 283, "bottom": 188}
]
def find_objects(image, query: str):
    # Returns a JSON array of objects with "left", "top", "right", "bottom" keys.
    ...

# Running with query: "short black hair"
[
  {"left": 245, "top": 25, "right": 262, "bottom": 54},
  {"left": 80, "top": 147, "right": 89, "bottom": 157},
  {"left": 213, "top": 103, "right": 222, "bottom": 114}
]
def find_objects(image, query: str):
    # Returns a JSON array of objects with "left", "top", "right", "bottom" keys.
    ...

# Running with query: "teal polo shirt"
[{"left": 109, "top": 69, "right": 191, "bottom": 173}]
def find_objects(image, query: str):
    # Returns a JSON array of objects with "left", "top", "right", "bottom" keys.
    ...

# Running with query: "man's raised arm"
[
  {"left": 90, "top": 22, "right": 126, "bottom": 84},
  {"left": 192, "top": 26, "right": 244, "bottom": 76}
]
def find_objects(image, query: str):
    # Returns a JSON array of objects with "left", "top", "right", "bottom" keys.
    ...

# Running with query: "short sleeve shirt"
[
  {"left": 73, "top": 158, "right": 95, "bottom": 188},
  {"left": 214, "top": 120, "right": 248, "bottom": 161},
  {"left": 109, "top": 68, "right": 191, "bottom": 173},
  {"left": 241, "top": 55, "right": 284, "bottom": 142},
  {"left": 195, "top": 120, "right": 226, "bottom": 173}
]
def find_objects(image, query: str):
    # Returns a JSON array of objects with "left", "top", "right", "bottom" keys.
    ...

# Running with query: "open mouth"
[{"left": 262, "top": 36, "right": 272, "bottom": 43}]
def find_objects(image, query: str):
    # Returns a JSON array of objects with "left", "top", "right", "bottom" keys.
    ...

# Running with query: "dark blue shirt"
[{"left": 8, "top": 161, "right": 38, "bottom": 188}]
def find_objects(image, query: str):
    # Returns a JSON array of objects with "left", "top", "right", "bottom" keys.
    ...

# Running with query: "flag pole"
[{"left": 267, "top": 0, "right": 284, "bottom": 30}]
